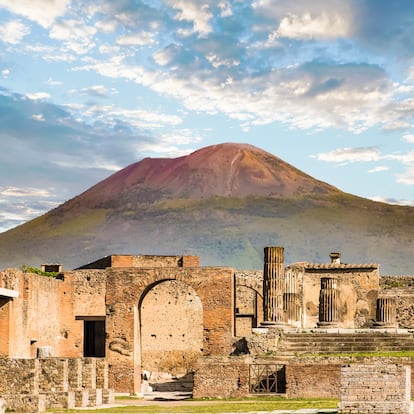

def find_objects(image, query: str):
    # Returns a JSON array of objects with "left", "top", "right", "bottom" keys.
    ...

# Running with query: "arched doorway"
[
  {"left": 235, "top": 285, "right": 263, "bottom": 337},
  {"left": 139, "top": 280, "right": 203, "bottom": 393}
]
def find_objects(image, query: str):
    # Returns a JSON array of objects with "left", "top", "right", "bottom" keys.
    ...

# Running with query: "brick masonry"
[
  {"left": 193, "top": 356, "right": 250, "bottom": 398},
  {"left": 286, "top": 363, "right": 341, "bottom": 398},
  {"left": 339, "top": 364, "right": 413, "bottom": 414},
  {"left": 105, "top": 265, "right": 235, "bottom": 393}
]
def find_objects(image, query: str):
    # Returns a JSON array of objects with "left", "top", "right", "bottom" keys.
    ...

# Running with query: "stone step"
[{"left": 276, "top": 332, "right": 414, "bottom": 355}]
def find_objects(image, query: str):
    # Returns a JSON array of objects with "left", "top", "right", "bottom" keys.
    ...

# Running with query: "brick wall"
[
  {"left": 339, "top": 364, "right": 413, "bottom": 414},
  {"left": 105, "top": 266, "right": 235, "bottom": 393},
  {"left": 380, "top": 276, "right": 414, "bottom": 328},
  {"left": 193, "top": 356, "right": 250, "bottom": 398},
  {"left": 0, "top": 270, "right": 63, "bottom": 358},
  {"left": 286, "top": 363, "right": 341, "bottom": 398},
  {"left": 140, "top": 279, "right": 203, "bottom": 376}
]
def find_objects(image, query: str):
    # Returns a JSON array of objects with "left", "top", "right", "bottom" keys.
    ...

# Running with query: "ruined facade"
[{"left": 1, "top": 247, "right": 414, "bottom": 411}]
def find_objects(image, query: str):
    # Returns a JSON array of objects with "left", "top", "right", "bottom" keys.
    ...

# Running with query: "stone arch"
[
  {"left": 138, "top": 279, "right": 203, "bottom": 380},
  {"left": 235, "top": 271, "right": 263, "bottom": 336},
  {"left": 105, "top": 266, "right": 234, "bottom": 393}
]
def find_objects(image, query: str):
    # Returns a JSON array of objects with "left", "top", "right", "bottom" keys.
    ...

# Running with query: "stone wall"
[
  {"left": 286, "top": 356, "right": 414, "bottom": 399},
  {"left": 0, "top": 269, "right": 63, "bottom": 358},
  {"left": 286, "top": 363, "right": 341, "bottom": 398},
  {"left": 297, "top": 264, "right": 379, "bottom": 328},
  {"left": 235, "top": 271, "right": 263, "bottom": 336},
  {"left": 105, "top": 266, "right": 235, "bottom": 393},
  {"left": 339, "top": 364, "right": 413, "bottom": 414},
  {"left": 193, "top": 356, "right": 250, "bottom": 398},
  {"left": 77, "top": 255, "right": 200, "bottom": 269},
  {"left": 380, "top": 276, "right": 414, "bottom": 328},
  {"left": 140, "top": 279, "right": 203, "bottom": 376},
  {"left": 0, "top": 357, "right": 113, "bottom": 413}
]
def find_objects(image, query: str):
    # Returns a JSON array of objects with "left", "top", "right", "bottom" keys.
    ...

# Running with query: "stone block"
[
  {"left": 339, "top": 364, "right": 413, "bottom": 414},
  {"left": 75, "top": 389, "right": 89, "bottom": 407},
  {"left": 102, "top": 388, "right": 115, "bottom": 404},
  {"left": 2, "top": 394, "right": 46, "bottom": 413},
  {"left": 43, "top": 391, "right": 75, "bottom": 409}
]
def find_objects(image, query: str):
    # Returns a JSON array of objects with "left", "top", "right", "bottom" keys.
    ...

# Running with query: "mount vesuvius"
[{"left": 0, "top": 143, "right": 413, "bottom": 274}]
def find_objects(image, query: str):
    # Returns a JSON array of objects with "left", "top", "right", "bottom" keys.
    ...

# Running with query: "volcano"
[{"left": 0, "top": 142, "right": 413, "bottom": 274}]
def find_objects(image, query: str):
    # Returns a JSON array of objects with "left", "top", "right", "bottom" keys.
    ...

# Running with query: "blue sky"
[{"left": 2, "top": 0, "right": 414, "bottom": 232}]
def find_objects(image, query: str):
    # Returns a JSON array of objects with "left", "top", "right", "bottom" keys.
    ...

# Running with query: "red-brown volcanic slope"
[{"left": 72, "top": 143, "right": 338, "bottom": 207}]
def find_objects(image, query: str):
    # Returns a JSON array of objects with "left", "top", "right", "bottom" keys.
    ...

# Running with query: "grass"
[{"left": 55, "top": 397, "right": 339, "bottom": 413}]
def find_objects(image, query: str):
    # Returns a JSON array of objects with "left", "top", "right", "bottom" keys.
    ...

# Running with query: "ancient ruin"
[{"left": 1, "top": 246, "right": 414, "bottom": 412}]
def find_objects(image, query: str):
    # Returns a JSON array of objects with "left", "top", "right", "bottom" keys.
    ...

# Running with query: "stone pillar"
[
  {"left": 262, "top": 247, "right": 286, "bottom": 327},
  {"left": 317, "top": 277, "right": 339, "bottom": 327},
  {"left": 374, "top": 297, "right": 398, "bottom": 328},
  {"left": 284, "top": 269, "right": 300, "bottom": 326}
]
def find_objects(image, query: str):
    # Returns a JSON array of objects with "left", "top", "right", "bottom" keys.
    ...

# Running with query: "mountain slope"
[{"left": 0, "top": 142, "right": 413, "bottom": 274}]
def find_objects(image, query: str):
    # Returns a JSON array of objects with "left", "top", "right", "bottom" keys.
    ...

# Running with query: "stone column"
[
  {"left": 283, "top": 269, "right": 300, "bottom": 325},
  {"left": 374, "top": 297, "right": 398, "bottom": 328},
  {"left": 262, "top": 246, "right": 286, "bottom": 327},
  {"left": 317, "top": 277, "right": 339, "bottom": 327}
]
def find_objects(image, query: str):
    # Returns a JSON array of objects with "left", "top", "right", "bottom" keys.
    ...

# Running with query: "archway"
[
  {"left": 235, "top": 285, "right": 263, "bottom": 336},
  {"left": 139, "top": 279, "right": 203, "bottom": 392}
]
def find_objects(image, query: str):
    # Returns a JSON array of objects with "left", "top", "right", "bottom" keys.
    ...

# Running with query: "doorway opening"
[{"left": 82, "top": 318, "right": 105, "bottom": 357}]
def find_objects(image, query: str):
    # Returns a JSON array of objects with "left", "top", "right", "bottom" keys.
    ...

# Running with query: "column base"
[
  {"left": 260, "top": 321, "right": 287, "bottom": 329},
  {"left": 316, "top": 321, "right": 338, "bottom": 328},
  {"left": 372, "top": 322, "right": 398, "bottom": 329}
]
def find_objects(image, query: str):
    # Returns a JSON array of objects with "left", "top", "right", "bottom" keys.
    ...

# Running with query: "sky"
[{"left": 2, "top": 0, "right": 414, "bottom": 232}]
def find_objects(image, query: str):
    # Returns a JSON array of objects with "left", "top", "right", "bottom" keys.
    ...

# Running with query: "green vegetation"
[
  {"left": 21, "top": 265, "right": 61, "bottom": 278},
  {"left": 57, "top": 397, "right": 338, "bottom": 413}
]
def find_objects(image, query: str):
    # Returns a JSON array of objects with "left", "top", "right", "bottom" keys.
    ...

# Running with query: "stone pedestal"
[
  {"left": 262, "top": 247, "right": 286, "bottom": 328},
  {"left": 317, "top": 277, "right": 339, "bottom": 327},
  {"left": 374, "top": 297, "right": 398, "bottom": 328}
]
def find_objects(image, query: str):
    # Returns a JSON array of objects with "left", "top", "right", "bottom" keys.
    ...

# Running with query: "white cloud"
[
  {"left": 50, "top": 19, "right": 97, "bottom": 54},
  {"left": 79, "top": 85, "right": 109, "bottom": 97},
  {"left": 0, "top": 0, "right": 70, "bottom": 28},
  {"left": 396, "top": 166, "right": 414, "bottom": 185},
  {"left": 0, "top": 186, "right": 52, "bottom": 198},
  {"left": 311, "top": 147, "right": 382, "bottom": 164},
  {"left": 368, "top": 166, "right": 389, "bottom": 173},
  {"left": 46, "top": 77, "right": 63, "bottom": 86},
  {"left": 99, "top": 44, "right": 121, "bottom": 55},
  {"left": 52, "top": 158, "right": 122, "bottom": 172},
  {"left": 370, "top": 196, "right": 414, "bottom": 207},
  {"left": 0, "top": 20, "right": 30, "bottom": 44},
  {"left": 403, "top": 134, "right": 414, "bottom": 143},
  {"left": 273, "top": 12, "right": 350, "bottom": 40},
  {"left": 32, "top": 114, "right": 45, "bottom": 122},
  {"left": 116, "top": 32, "right": 156, "bottom": 46},
  {"left": 218, "top": 1, "right": 232, "bottom": 17},
  {"left": 386, "top": 150, "right": 414, "bottom": 165},
  {"left": 84, "top": 104, "right": 182, "bottom": 130},
  {"left": 95, "top": 19, "right": 117, "bottom": 34},
  {"left": 26, "top": 92, "right": 51, "bottom": 100},
  {"left": 24, "top": 42, "right": 77, "bottom": 63},
  {"left": 2, "top": 69, "right": 10, "bottom": 77},
  {"left": 166, "top": 0, "right": 213, "bottom": 37}
]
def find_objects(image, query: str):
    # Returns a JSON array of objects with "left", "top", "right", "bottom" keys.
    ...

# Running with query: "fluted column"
[
  {"left": 317, "top": 277, "right": 339, "bottom": 327},
  {"left": 283, "top": 269, "right": 300, "bottom": 326},
  {"left": 262, "top": 246, "right": 286, "bottom": 327},
  {"left": 374, "top": 297, "right": 397, "bottom": 328}
]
